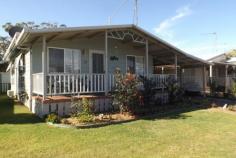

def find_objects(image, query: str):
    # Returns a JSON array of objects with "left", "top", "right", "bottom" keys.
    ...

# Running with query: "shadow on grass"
[
  {"left": 137, "top": 102, "right": 211, "bottom": 121},
  {"left": 0, "top": 95, "right": 42, "bottom": 124}
]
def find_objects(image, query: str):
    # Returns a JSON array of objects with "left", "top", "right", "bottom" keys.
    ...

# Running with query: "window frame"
[
  {"left": 47, "top": 47, "right": 81, "bottom": 74},
  {"left": 126, "top": 55, "right": 144, "bottom": 75}
]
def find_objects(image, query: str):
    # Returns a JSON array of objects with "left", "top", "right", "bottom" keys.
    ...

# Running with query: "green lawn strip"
[{"left": 0, "top": 95, "right": 236, "bottom": 158}]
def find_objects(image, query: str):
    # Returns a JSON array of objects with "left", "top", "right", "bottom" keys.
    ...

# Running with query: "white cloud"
[{"left": 154, "top": 5, "right": 192, "bottom": 39}]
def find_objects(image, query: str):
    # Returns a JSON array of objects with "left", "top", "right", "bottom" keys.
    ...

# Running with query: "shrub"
[
  {"left": 232, "top": 82, "right": 236, "bottom": 97},
  {"left": 228, "top": 105, "right": 236, "bottom": 111},
  {"left": 209, "top": 79, "right": 217, "bottom": 96},
  {"left": 71, "top": 98, "right": 94, "bottom": 123},
  {"left": 45, "top": 113, "right": 60, "bottom": 123},
  {"left": 163, "top": 77, "right": 184, "bottom": 103},
  {"left": 76, "top": 113, "right": 94, "bottom": 123},
  {"left": 139, "top": 76, "right": 158, "bottom": 106},
  {"left": 111, "top": 69, "right": 141, "bottom": 114}
]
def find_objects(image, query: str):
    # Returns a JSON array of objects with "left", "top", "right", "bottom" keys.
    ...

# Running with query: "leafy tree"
[
  {"left": 0, "top": 36, "right": 10, "bottom": 56},
  {"left": 226, "top": 49, "right": 236, "bottom": 60},
  {"left": 0, "top": 21, "right": 67, "bottom": 59}
]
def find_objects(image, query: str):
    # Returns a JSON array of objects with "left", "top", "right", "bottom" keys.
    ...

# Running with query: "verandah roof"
[{"left": 4, "top": 24, "right": 210, "bottom": 68}]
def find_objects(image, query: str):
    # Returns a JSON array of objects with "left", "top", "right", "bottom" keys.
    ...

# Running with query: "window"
[
  {"left": 64, "top": 49, "right": 73, "bottom": 73},
  {"left": 48, "top": 48, "right": 81, "bottom": 73},
  {"left": 126, "top": 55, "right": 144, "bottom": 75},
  {"left": 49, "top": 48, "right": 64, "bottom": 73},
  {"left": 127, "top": 56, "right": 135, "bottom": 74},
  {"left": 135, "top": 56, "right": 144, "bottom": 75}
]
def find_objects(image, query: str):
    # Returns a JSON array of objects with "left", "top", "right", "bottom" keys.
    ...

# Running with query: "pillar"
[
  {"left": 104, "top": 31, "right": 108, "bottom": 95},
  {"left": 145, "top": 39, "right": 149, "bottom": 76},
  {"left": 174, "top": 54, "right": 178, "bottom": 80},
  {"left": 225, "top": 65, "right": 228, "bottom": 93},
  {"left": 42, "top": 36, "right": 47, "bottom": 100}
]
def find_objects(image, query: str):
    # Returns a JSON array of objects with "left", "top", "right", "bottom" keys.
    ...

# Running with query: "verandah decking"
[{"left": 32, "top": 73, "right": 175, "bottom": 96}]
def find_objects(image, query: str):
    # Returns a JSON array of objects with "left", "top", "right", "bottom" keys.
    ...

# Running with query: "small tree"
[
  {"left": 112, "top": 68, "right": 141, "bottom": 114},
  {"left": 71, "top": 98, "right": 94, "bottom": 123}
]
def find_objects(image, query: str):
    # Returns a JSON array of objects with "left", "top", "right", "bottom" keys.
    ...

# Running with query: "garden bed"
[{"left": 48, "top": 113, "right": 136, "bottom": 129}]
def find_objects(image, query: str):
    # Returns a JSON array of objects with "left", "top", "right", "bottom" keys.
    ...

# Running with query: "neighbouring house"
[
  {"left": 0, "top": 61, "right": 10, "bottom": 93},
  {"left": 208, "top": 52, "right": 236, "bottom": 93},
  {"left": 3, "top": 24, "right": 210, "bottom": 117}
]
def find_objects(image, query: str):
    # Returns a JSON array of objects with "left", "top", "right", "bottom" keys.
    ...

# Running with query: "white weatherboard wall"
[
  {"left": 31, "top": 100, "right": 71, "bottom": 117},
  {"left": 32, "top": 97, "right": 113, "bottom": 117},
  {"left": 182, "top": 67, "right": 204, "bottom": 92},
  {"left": 10, "top": 58, "right": 17, "bottom": 96},
  {"left": 31, "top": 36, "right": 153, "bottom": 74},
  {"left": 23, "top": 51, "right": 31, "bottom": 107}
]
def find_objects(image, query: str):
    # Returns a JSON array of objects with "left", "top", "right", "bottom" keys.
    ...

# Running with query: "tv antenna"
[
  {"left": 133, "top": 0, "right": 138, "bottom": 25},
  {"left": 201, "top": 32, "right": 218, "bottom": 54},
  {"left": 108, "top": 0, "right": 139, "bottom": 26}
]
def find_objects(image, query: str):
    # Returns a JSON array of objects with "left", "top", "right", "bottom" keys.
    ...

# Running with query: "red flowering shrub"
[{"left": 112, "top": 69, "right": 141, "bottom": 114}]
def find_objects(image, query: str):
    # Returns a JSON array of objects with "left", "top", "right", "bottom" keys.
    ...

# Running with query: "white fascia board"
[
  {"left": 3, "top": 29, "right": 29, "bottom": 61},
  {"left": 28, "top": 24, "right": 134, "bottom": 34}
]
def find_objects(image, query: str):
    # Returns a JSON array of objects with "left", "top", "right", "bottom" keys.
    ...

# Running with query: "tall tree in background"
[
  {"left": 0, "top": 36, "right": 10, "bottom": 56},
  {"left": 226, "top": 49, "right": 236, "bottom": 60},
  {"left": 0, "top": 21, "right": 66, "bottom": 59}
]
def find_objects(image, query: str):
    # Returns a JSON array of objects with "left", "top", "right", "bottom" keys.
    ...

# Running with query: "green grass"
[{"left": 1, "top": 95, "right": 236, "bottom": 158}]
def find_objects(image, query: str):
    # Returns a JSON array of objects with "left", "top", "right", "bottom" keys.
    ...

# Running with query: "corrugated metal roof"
[{"left": 4, "top": 24, "right": 211, "bottom": 65}]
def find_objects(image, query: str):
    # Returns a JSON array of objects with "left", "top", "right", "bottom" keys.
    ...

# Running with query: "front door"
[{"left": 91, "top": 51, "right": 104, "bottom": 74}]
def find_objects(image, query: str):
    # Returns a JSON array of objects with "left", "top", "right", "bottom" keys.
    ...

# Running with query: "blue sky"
[{"left": 0, "top": 0, "right": 235, "bottom": 59}]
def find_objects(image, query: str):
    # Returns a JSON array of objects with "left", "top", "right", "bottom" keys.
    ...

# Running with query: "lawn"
[{"left": 0, "top": 95, "right": 236, "bottom": 158}]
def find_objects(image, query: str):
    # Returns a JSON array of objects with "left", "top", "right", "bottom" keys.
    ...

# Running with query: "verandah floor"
[{"left": 1, "top": 95, "right": 236, "bottom": 157}]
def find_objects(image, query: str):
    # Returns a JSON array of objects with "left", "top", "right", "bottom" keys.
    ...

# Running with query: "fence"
[{"left": 0, "top": 83, "right": 11, "bottom": 94}]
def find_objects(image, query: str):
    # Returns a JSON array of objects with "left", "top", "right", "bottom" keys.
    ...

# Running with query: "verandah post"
[
  {"left": 145, "top": 39, "right": 149, "bottom": 77},
  {"left": 202, "top": 65, "right": 207, "bottom": 96},
  {"left": 225, "top": 65, "right": 228, "bottom": 93},
  {"left": 104, "top": 30, "right": 108, "bottom": 95},
  {"left": 29, "top": 48, "right": 33, "bottom": 109},
  {"left": 209, "top": 64, "right": 213, "bottom": 84},
  {"left": 42, "top": 36, "right": 47, "bottom": 100},
  {"left": 174, "top": 54, "right": 178, "bottom": 80}
]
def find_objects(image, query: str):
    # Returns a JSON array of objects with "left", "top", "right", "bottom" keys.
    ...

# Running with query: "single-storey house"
[
  {"left": 207, "top": 53, "right": 236, "bottom": 93},
  {"left": 3, "top": 24, "right": 210, "bottom": 117}
]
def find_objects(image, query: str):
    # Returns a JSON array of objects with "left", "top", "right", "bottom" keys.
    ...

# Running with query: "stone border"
[{"left": 47, "top": 119, "right": 136, "bottom": 129}]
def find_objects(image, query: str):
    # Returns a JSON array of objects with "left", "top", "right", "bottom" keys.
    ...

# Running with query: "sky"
[{"left": 0, "top": 0, "right": 235, "bottom": 59}]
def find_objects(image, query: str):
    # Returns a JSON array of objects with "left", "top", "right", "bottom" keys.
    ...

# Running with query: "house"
[
  {"left": 0, "top": 61, "right": 10, "bottom": 93},
  {"left": 3, "top": 24, "right": 210, "bottom": 117},
  {"left": 208, "top": 53, "right": 236, "bottom": 93}
]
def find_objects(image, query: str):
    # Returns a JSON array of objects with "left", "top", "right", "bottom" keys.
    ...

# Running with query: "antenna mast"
[
  {"left": 133, "top": 0, "right": 138, "bottom": 25},
  {"left": 201, "top": 32, "right": 218, "bottom": 54},
  {"left": 108, "top": 0, "right": 129, "bottom": 25},
  {"left": 108, "top": 0, "right": 139, "bottom": 25}
]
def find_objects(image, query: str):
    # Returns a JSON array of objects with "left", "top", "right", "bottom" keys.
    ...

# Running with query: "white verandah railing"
[
  {"left": 211, "top": 76, "right": 236, "bottom": 91},
  {"left": 32, "top": 73, "right": 175, "bottom": 95},
  {"left": 32, "top": 73, "right": 43, "bottom": 95}
]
